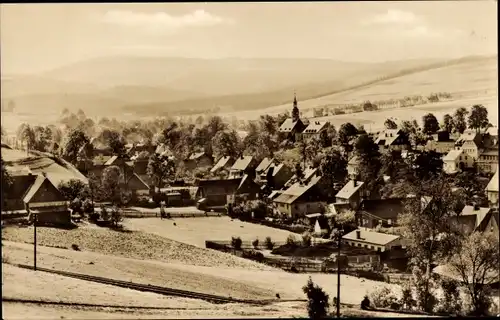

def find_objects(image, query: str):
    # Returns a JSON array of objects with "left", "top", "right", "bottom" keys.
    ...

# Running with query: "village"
[{"left": 1, "top": 89, "right": 499, "bottom": 317}]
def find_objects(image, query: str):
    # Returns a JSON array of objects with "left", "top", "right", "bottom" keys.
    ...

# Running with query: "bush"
[
  {"left": 400, "top": 283, "right": 416, "bottom": 311},
  {"left": 71, "top": 244, "right": 80, "bottom": 251},
  {"left": 89, "top": 212, "right": 100, "bottom": 222},
  {"left": 302, "top": 277, "right": 329, "bottom": 319},
  {"left": 110, "top": 206, "right": 123, "bottom": 227},
  {"left": 411, "top": 267, "right": 438, "bottom": 313},
  {"left": 265, "top": 236, "right": 274, "bottom": 250},
  {"left": 82, "top": 199, "right": 94, "bottom": 214},
  {"left": 242, "top": 249, "right": 264, "bottom": 262},
  {"left": 231, "top": 236, "right": 242, "bottom": 250},
  {"left": 369, "top": 286, "right": 399, "bottom": 309},
  {"left": 354, "top": 270, "right": 387, "bottom": 282},
  {"left": 435, "top": 279, "right": 462, "bottom": 315},
  {"left": 252, "top": 238, "right": 259, "bottom": 249},
  {"left": 302, "top": 232, "right": 312, "bottom": 247}
]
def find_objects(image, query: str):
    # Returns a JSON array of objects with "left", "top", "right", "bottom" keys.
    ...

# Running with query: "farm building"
[
  {"left": 273, "top": 175, "right": 326, "bottom": 219},
  {"left": 229, "top": 155, "right": 257, "bottom": 178},
  {"left": 183, "top": 152, "right": 213, "bottom": 171},
  {"left": 195, "top": 175, "right": 260, "bottom": 207},
  {"left": 356, "top": 198, "right": 406, "bottom": 229},
  {"left": 211, "top": 156, "right": 235, "bottom": 173},
  {"left": 342, "top": 228, "right": 402, "bottom": 253}
]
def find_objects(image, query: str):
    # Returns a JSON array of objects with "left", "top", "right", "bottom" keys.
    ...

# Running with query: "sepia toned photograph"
[{"left": 1, "top": 1, "right": 498, "bottom": 319}]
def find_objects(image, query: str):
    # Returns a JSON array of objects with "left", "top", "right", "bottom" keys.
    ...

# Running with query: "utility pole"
[
  {"left": 33, "top": 210, "right": 37, "bottom": 271},
  {"left": 336, "top": 228, "right": 343, "bottom": 318}
]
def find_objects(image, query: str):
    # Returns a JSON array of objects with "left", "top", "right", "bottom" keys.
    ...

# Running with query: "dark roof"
[
  {"left": 23, "top": 175, "right": 48, "bottom": 203},
  {"left": 8, "top": 174, "right": 37, "bottom": 200},
  {"left": 279, "top": 118, "right": 304, "bottom": 132},
  {"left": 358, "top": 198, "right": 406, "bottom": 221},
  {"left": 196, "top": 178, "right": 243, "bottom": 189}
]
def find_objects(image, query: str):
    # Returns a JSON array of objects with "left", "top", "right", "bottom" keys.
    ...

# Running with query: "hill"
[{"left": 123, "top": 55, "right": 497, "bottom": 117}]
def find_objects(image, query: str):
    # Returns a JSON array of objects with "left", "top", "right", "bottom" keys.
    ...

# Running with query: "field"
[
  {"left": 124, "top": 217, "right": 301, "bottom": 247},
  {"left": 2, "top": 239, "right": 400, "bottom": 304}
]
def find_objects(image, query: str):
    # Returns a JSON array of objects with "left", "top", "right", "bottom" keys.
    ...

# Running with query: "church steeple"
[{"left": 292, "top": 91, "right": 300, "bottom": 122}]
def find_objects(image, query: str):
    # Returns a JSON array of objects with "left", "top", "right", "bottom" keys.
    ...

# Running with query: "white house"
[
  {"left": 443, "top": 149, "right": 473, "bottom": 174},
  {"left": 342, "top": 228, "right": 402, "bottom": 253}
]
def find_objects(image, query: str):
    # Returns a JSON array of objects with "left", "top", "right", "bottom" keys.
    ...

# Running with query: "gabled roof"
[
  {"left": 443, "top": 149, "right": 463, "bottom": 161},
  {"left": 268, "top": 190, "right": 283, "bottom": 200},
  {"left": 23, "top": 175, "right": 49, "bottom": 203},
  {"left": 279, "top": 118, "right": 304, "bottom": 132},
  {"left": 274, "top": 182, "right": 316, "bottom": 204},
  {"left": 460, "top": 205, "right": 492, "bottom": 229},
  {"left": 188, "top": 152, "right": 208, "bottom": 160},
  {"left": 336, "top": 180, "right": 365, "bottom": 200},
  {"left": 92, "top": 155, "right": 112, "bottom": 166},
  {"left": 348, "top": 155, "right": 360, "bottom": 165},
  {"left": 375, "top": 129, "right": 405, "bottom": 146},
  {"left": 272, "top": 163, "right": 289, "bottom": 177},
  {"left": 211, "top": 156, "right": 234, "bottom": 173},
  {"left": 303, "top": 121, "right": 329, "bottom": 134},
  {"left": 231, "top": 156, "right": 254, "bottom": 171},
  {"left": 343, "top": 228, "right": 400, "bottom": 246},
  {"left": 256, "top": 157, "right": 274, "bottom": 173},
  {"left": 358, "top": 198, "right": 406, "bottom": 221},
  {"left": 104, "top": 155, "right": 119, "bottom": 166},
  {"left": 8, "top": 174, "right": 38, "bottom": 200},
  {"left": 127, "top": 172, "right": 150, "bottom": 190},
  {"left": 486, "top": 169, "right": 498, "bottom": 192}
]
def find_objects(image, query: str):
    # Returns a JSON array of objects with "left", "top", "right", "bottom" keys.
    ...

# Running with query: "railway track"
[{"left": 15, "top": 264, "right": 270, "bottom": 305}]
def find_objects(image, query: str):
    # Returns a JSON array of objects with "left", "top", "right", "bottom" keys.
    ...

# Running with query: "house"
[
  {"left": 255, "top": 157, "right": 275, "bottom": 177},
  {"left": 443, "top": 149, "right": 473, "bottom": 174},
  {"left": 476, "top": 210, "right": 499, "bottom": 234},
  {"left": 356, "top": 198, "right": 406, "bottom": 228},
  {"left": 425, "top": 131, "right": 456, "bottom": 154},
  {"left": 486, "top": 169, "right": 499, "bottom": 207},
  {"left": 342, "top": 228, "right": 402, "bottom": 253},
  {"left": 211, "top": 156, "right": 235, "bottom": 174},
  {"left": 90, "top": 154, "right": 134, "bottom": 179},
  {"left": 126, "top": 143, "right": 155, "bottom": 157},
  {"left": 183, "top": 152, "right": 213, "bottom": 171},
  {"left": 285, "top": 166, "right": 320, "bottom": 188},
  {"left": 455, "top": 129, "right": 483, "bottom": 160},
  {"left": 301, "top": 121, "right": 330, "bottom": 140},
  {"left": 229, "top": 155, "right": 257, "bottom": 178},
  {"left": 89, "top": 137, "right": 114, "bottom": 157},
  {"left": 347, "top": 155, "right": 361, "bottom": 178},
  {"left": 3, "top": 173, "right": 71, "bottom": 226},
  {"left": 195, "top": 175, "right": 260, "bottom": 207},
  {"left": 335, "top": 180, "right": 367, "bottom": 210},
  {"left": 273, "top": 175, "right": 326, "bottom": 218},
  {"left": 126, "top": 173, "right": 150, "bottom": 197},
  {"left": 374, "top": 129, "right": 411, "bottom": 151},
  {"left": 262, "top": 163, "right": 294, "bottom": 190},
  {"left": 477, "top": 149, "right": 498, "bottom": 174},
  {"left": 454, "top": 205, "right": 492, "bottom": 234}
]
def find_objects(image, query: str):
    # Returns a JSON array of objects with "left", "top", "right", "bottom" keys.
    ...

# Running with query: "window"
[{"left": 377, "top": 247, "right": 382, "bottom": 252}]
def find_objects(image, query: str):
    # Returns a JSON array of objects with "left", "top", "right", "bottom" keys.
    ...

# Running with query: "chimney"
[
  {"left": 353, "top": 179, "right": 357, "bottom": 187},
  {"left": 356, "top": 230, "right": 361, "bottom": 239},
  {"left": 473, "top": 203, "right": 480, "bottom": 211}
]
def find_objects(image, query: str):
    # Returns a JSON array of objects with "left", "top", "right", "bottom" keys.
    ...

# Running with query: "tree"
[
  {"left": 62, "top": 129, "right": 90, "bottom": 164},
  {"left": 454, "top": 171, "right": 488, "bottom": 205},
  {"left": 212, "top": 130, "right": 241, "bottom": 159},
  {"left": 453, "top": 107, "right": 469, "bottom": 134},
  {"left": 206, "top": 116, "right": 228, "bottom": 139},
  {"left": 354, "top": 134, "right": 382, "bottom": 195},
  {"left": 302, "top": 277, "right": 330, "bottom": 319},
  {"left": 99, "top": 129, "right": 126, "bottom": 155},
  {"left": 414, "top": 151, "right": 443, "bottom": 180},
  {"left": 384, "top": 118, "right": 398, "bottom": 129},
  {"left": 398, "top": 176, "right": 460, "bottom": 312},
  {"left": 1, "top": 156, "right": 12, "bottom": 208},
  {"left": 338, "top": 122, "right": 358, "bottom": 151},
  {"left": 101, "top": 166, "right": 124, "bottom": 205},
  {"left": 380, "top": 150, "right": 407, "bottom": 180},
  {"left": 318, "top": 148, "right": 347, "bottom": 189},
  {"left": 468, "top": 104, "right": 489, "bottom": 134},
  {"left": 449, "top": 232, "right": 499, "bottom": 316},
  {"left": 16, "top": 123, "right": 35, "bottom": 154},
  {"left": 442, "top": 114, "right": 454, "bottom": 133},
  {"left": 294, "top": 162, "right": 305, "bottom": 183},
  {"left": 58, "top": 179, "right": 87, "bottom": 201},
  {"left": 422, "top": 113, "right": 440, "bottom": 135},
  {"left": 147, "top": 154, "right": 176, "bottom": 189}
]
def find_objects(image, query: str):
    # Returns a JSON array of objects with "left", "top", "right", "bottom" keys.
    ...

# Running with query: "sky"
[{"left": 1, "top": 2, "right": 497, "bottom": 74}]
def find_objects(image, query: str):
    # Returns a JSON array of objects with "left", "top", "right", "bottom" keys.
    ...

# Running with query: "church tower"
[{"left": 292, "top": 91, "right": 300, "bottom": 122}]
